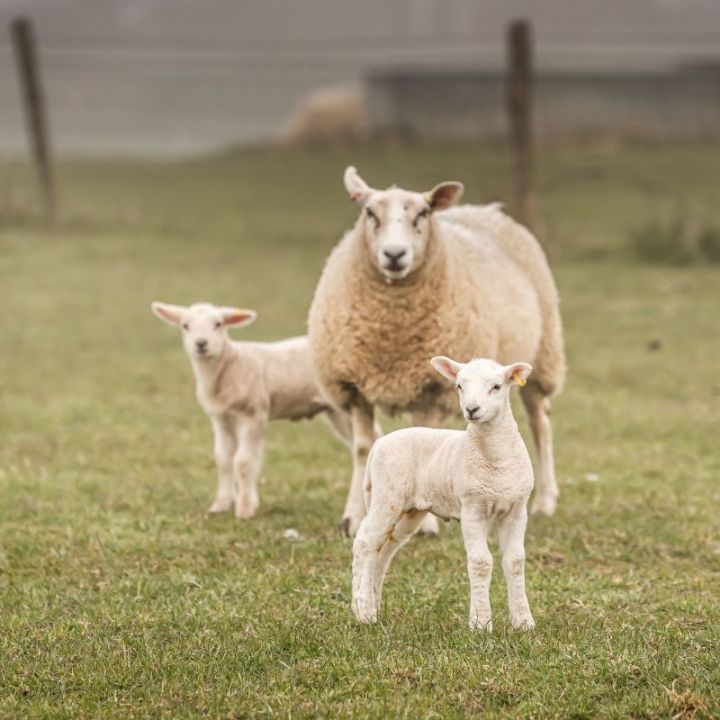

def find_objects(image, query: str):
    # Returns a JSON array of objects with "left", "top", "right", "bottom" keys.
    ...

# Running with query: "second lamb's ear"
[
  {"left": 220, "top": 308, "right": 257, "bottom": 328},
  {"left": 505, "top": 362, "right": 533, "bottom": 387},
  {"left": 430, "top": 355, "right": 462, "bottom": 382},
  {"left": 426, "top": 181, "right": 464, "bottom": 211},
  {"left": 344, "top": 166, "right": 374, "bottom": 204},
  {"left": 151, "top": 301, "right": 186, "bottom": 326}
]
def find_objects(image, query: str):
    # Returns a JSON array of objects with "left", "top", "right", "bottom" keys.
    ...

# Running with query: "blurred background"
[{"left": 1, "top": 0, "right": 719, "bottom": 156}]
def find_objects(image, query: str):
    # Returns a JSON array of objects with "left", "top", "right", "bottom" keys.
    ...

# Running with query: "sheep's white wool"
[
  {"left": 152, "top": 301, "right": 352, "bottom": 518},
  {"left": 352, "top": 357, "right": 535, "bottom": 632},
  {"left": 308, "top": 167, "right": 565, "bottom": 536}
]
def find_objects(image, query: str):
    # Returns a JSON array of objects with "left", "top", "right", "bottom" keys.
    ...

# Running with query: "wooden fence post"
[
  {"left": 506, "top": 19, "right": 534, "bottom": 230},
  {"left": 10, "top": 16, "right": 57, "bottom": 223}
]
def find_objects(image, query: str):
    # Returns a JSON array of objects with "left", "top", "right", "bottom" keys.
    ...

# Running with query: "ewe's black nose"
[
  {"left": 196, "top": 339, "right": 208, "bottom": 350},
  {"left": 383, "top": 248, "right": 407, "bottom": 263}
]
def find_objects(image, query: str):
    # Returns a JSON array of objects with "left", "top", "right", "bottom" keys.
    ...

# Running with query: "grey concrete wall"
[{"left": 367, "top": 66, "right": 720, "bottom": 140}]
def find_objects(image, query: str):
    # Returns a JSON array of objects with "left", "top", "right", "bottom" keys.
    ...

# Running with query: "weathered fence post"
[
  {"left": 506, "top": 19, "right": 534, "bottom": 230},
  {"left": 10, "top": 16, "right": 57, "bottom": 223}
]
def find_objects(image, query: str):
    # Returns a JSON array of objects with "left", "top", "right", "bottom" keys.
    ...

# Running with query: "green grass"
[{"left": 1, "top": 140, "right": 719, "bottom": 719}]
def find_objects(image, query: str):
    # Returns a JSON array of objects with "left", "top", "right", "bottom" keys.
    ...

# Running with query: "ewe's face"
[
  {"left": 151, "top": 302, "right": 257, "bottom": 361},
  {"left": 431, "top": 356, "right": 533, "bottom": 425},
  {"left": 362, "top": 189, "right": 432, "bottom": 280},
  {"left": 343, "top": 166, "right": 464, "bottom": 282}
]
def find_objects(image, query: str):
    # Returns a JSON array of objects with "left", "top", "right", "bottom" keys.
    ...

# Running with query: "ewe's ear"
[
  {"left": 430, "top": 355, "right": 462, "bottom": 382},
  {"left": 344, "top": 166, "right": 373, "bottom": 204},
  {"left": 426, "top": 182, "right": 464, "bottom": 211},
  {"left": 220, "top": 308, "right": 257, "bottom": 328},
  {"left": 505, "top": 362, "right": 532, "bottom": 387},
  {"left": 152, "top": 302, "right": 186, "bottom": 326}
]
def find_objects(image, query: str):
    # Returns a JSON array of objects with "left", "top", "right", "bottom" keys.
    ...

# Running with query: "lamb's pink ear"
[
  {"left": 430, "top": 355, "right": 462, "bottom": 382},
  {"left": 505, "top": 362, "right": 533, "bottom": 387},
  {"left": 220, "top": 308, "right": 257, "bottom": 328},
  {"left": 151, "top": 302, "right": 185, "bottom": 326},
  {"left": 425, "top": 181, "right": 464, "bottom": 211},
  {"left": 344, "top": 166, "right": 373, "bottom": 204}
]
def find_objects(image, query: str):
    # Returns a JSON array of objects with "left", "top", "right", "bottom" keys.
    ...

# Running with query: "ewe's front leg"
[
  {"left": 460, "top": 510, "right": 493, "bottom": 631},
  {"left": 521, "top": 386, "right": 559, "bottom": 516},
  {"left": 340, "top": 399, "right": 375, "bottom": 537},
  {"left": 498, "top": 504, "right": 535, "bottom": 630},
  {"left": 232, "top": 418, "right": 267, "bottom": 519},
  {"left": 208, "top": 417, "right": 237, "bottom": 514}
]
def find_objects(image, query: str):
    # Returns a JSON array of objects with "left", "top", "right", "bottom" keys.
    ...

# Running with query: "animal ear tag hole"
[{"left": 512, "top": 371, "right": 526, "bottom": 387}]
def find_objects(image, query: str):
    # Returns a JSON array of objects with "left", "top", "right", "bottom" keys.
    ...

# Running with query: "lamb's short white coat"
[
  {"left": 152, "top": 301, "right": 351, "bottom": 518},
  {"left": 352, "top": 356, "right": 535, "bottom": 631}
]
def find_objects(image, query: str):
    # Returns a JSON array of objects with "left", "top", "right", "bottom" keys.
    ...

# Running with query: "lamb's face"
[
  {"left": 151, "top": 301, "right": 257, "bottom": 360},
  {"left": 343, "top": 166, "right": 464, "bottom": 282},
  {"left": 362, "top": 188, "right": 432, "bottom": 280},
  {"left": 430, "top": 356, "right": 533, "bottom": 425}
]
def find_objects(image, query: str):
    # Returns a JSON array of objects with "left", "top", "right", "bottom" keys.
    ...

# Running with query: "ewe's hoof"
[
  {"left": 530, "top": 492, "right": 557, "bottom": 516},
  {"left": 416, "top": 514, "right": 440, "bottom": 537},
  {"left": 339, "top": 516, "right": 361, "bottom": 537},
  {"left": 352, "top": 600, "right": 378, "bottom": 624}
]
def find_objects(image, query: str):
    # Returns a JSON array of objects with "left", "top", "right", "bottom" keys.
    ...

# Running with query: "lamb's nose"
[
  {"left": 196, "top": 339, "right": 208, "bottom": 350},
  {"left": 465, "top": 405, "right": 480, "bottom": 418},
  {"left": 383, "top": 248, "right": 407, "bottom": 263}
]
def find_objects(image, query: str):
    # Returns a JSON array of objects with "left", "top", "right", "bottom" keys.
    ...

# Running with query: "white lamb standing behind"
[
  {"left": 352, "top": 355, "right": 535, "bottom": 632},
  {"left": 152, "top": 302, "right": 352, "bottom": 518}
]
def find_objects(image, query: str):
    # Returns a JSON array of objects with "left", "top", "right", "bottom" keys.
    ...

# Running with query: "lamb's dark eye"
[
  {"left": 214, "top": 321, "right": 222, "bottom": 329},
  {"left": 457, "top": 384, "right": 463, "bottom": 391},
  {"left": 182, "top": 323, "right": 189, "bottom": 331},
  {"left": 491, "top": 384, "right": 501, "bottom": 392},
  {"left": 413, "top": 208, "right": 429, "bottom": 227},
  {"left": 366, "top": 207, "right": 380, "bottom": 228}
]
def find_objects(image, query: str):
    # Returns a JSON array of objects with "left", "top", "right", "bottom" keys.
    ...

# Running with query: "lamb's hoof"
[
  {"left": 352, "top": 600, "right": 378, "bottom": 624},
  {"left": 530, "top": 492, "right": 557, "bottom": 516},
  {"left": 510, "top": 615, "right": 536, "bottom": 631},
  {"left": 469, "top": 618, "right": 493, "bottom": 633},
  {"left": 234, "top": 497, "right": 258, "bottom": 519},
  {"left": 339, "top": 515, "right": 362, "bottom": 538},
  {"left": 207, "top": 498, "right": 233, "bottom": 515},
  {"left": 416, "top": 513, "right": 440, "bottom": 537}
]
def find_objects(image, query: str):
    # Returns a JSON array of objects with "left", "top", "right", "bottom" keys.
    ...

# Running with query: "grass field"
[{"left": 1, "top": 141, "right": 719, "bottom": 719}]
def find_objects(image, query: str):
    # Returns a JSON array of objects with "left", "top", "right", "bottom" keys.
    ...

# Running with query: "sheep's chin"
[{"left": 379, "top": 266, "right": 411, "bottom": 283}]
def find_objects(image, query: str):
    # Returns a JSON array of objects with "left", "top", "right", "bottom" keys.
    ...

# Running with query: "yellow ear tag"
[
  {"left": 512, "top": 371, "right": 526, "bottom": 387},
  {"left": 424, "top": 192, "right": 433, "bottom": 204}
]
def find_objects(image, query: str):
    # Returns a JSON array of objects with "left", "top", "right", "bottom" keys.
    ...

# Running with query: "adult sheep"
[{"left": 308, "top": 167, "right": 565, "bottom": 536}]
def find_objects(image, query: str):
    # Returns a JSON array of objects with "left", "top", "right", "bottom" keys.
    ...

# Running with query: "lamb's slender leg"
[
  {"left": 410, "top": 408, "right": 448, "bottom": 537},
  {"left": 498, "top": 504, "right": 535, "bottom": 630},
  {"left": 208, "top": 417, "right": 237, "bottom": 514},
  {"left": 351, "top": 507, "right": 405, "bottom": 623},
  {"left": 521, "top": 385, "right": 559, "bottom": 516},
  {"left": 373, "top": 510, "right": 427, "bottom": 600},
  {"left": 460, "top": 509, "right": 493, "bottom": 631},
  {"left": 232, "top": 417, "right": 267, "bottom": 519},
  {"left": 341, "top": 398, "right": 375, "bottom": 537}
]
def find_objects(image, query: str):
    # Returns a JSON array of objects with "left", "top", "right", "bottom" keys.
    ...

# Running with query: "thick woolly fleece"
[{"left": 308, "top": 204, "right": 565, "bottom": 417}]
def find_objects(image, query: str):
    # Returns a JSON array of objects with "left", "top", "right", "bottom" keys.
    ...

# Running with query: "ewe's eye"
[
  {"left": 182, "top": 323, "right": 189, "bottom": 331},
  {"left": 366, "top": 207, "right": 380, "bottom": 228},
  {"left": 457, "top": 384, "right": 463, "bottom": 391},
  {"left": 214, "top": 321, "right": 222, "bottom": 329},
  {"left": 490, "top": 384, "right": 501, "bottom": 393}
]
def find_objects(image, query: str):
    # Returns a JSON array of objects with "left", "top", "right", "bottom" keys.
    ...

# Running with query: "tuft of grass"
[{"left": 1, "top": 141, "right": 720, "bottom": 718}]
